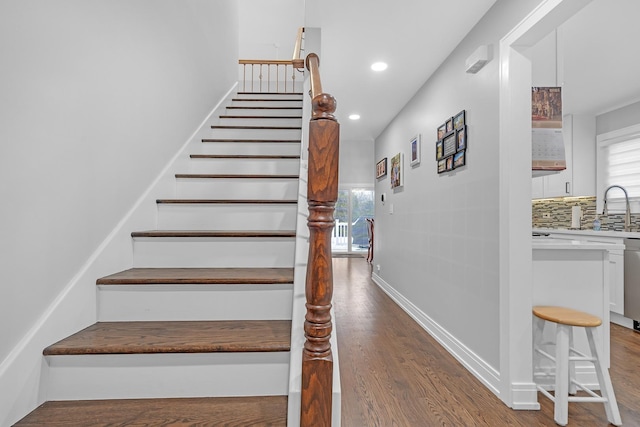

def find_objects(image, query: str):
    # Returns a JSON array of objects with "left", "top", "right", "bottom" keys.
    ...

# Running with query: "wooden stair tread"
[
  {"left": 211, "top": 125, "right": 302, "bottom": 130},
  {"left": 14, "top": 396, "right": 287, "bottom": 426},
  {"left": 156, "top": 198, "right": 298, "bottom": 204},
  {"left": 226, "top": 106, "right": 302, "bottom": 110},
  {"left": 232, "top": 98, "right": 300, "bottom": 102},
  {"left": 131, "top": 230, "right": 296, "bottom": 238},
  {"left": 238, "top": 91, "right": 302, "bottom": 95},
  {"left": 96, "top": 267, "right": 294, "bottom": 285},
  {"left": 190, "top": 154, "right": 300, "bottom": 159},
  {"left": 201, "top": 138, "right": 301, "bottom": 143},
  {"left": 175, "top": 173, "right": 298, "bottom": 179},
  {"left": 43, "top": 320, "right": 292, "bottom": 355},
  {"left": 219, "top": 115, "right": 302, "bottom": 119}
]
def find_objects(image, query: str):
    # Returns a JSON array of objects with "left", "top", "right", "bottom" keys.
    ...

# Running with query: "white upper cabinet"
[{"left": 528, "top": 29, "right": 597, "bottom": 199}]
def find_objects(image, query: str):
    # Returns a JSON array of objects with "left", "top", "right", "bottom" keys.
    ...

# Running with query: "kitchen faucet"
[{"left": 602, "top": 184, "right": 631, "bottom": 231}]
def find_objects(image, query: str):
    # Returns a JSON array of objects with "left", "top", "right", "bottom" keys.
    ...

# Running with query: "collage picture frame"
[{"left": 436, "top": 109, "right": 467, "bottom": 174}]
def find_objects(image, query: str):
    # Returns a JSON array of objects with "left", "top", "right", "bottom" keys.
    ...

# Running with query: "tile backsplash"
[{"left": 532, "top": 196, "right": 640, "bottom": 231}]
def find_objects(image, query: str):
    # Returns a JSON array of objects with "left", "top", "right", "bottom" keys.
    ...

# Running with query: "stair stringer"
[{"left": 0, "top": 83, "right": 239, "bottom": 427}]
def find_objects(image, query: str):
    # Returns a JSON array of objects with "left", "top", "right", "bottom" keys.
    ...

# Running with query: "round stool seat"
[{"left": 533, "top": 306, "right": 601, "bottom": 328}]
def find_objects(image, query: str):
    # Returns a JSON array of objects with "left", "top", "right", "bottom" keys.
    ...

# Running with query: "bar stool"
[{"left": 532, "top": 306, "right": 621, "bottom": 426}]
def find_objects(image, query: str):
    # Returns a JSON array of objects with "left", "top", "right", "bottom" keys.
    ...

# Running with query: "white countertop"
[
  {"left": 534, "top": 227, "right": 640, "bottom": 240},
  {"left": 532, "top": 237, "right": 625, "bottom": 250}
]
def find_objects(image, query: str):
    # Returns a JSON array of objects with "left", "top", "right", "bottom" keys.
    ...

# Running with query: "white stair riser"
[
  {"left": 218, "top": 117, "right": 301, "bottom": 127},
  {"left": 45, "top": 352, "right": 289, "bottom": 400},
  {"left": 231, "top": 100, "right": 302, "bottom": 108},
  {"left": 199, "top": 142, "right": 301, "bottom": 156},
  {"left": 235, "top": 93, "right": 302, "bottom": 100},
  {"left": 132, "top": 237, "right": 295, "bottom": 268},
  {"left": 97, "top": 284, "right": 293, "bottom": 321},
  {"left": 225, "top": 108, "right": 302, "bottom": 117},
  {"left": 176, "top": 178, "right": 299, "bottom": 199},
  {"left": 210, "top": 128, "right": 301, "bottom": 140},
  {"left": 157, "top": 204, "right": 297, "bottom": 230},
  {"left": 188, "top": 158, "right": 300, "bottom": 175}
]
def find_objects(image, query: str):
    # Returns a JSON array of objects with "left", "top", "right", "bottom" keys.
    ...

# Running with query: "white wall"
[
  {"left": 339, "top": 139, "right": 374, "bottom": 186},
  {"left": 373, "top": 0, "right": 542, "bottom": 391},
  {"left": 0, "top": 0, "right": 238, "bottom": 421},
  {"left": 596, "top": 100, "right": 640, "bottom": 135},
  {"left": 238, "top": 0, "right": 304, "bottom": 59}
]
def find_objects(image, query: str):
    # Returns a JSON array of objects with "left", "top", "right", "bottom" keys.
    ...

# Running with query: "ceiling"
[
  {"left": 558, "top": 0, "right": 640, "bottom": 117},
  {"left": 242, "top": 0, "right": 640, "bottom": 142},
  {"left": 304, "top": 0, "right": 498, "bottom": 141}
]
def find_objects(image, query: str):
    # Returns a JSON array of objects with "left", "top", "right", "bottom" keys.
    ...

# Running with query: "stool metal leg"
[
  {"left": 555, "top": 324, "right": 570, "bottom": 426},
  {"left": 586, "top": 327, "right": 622, "bottom": 426}
]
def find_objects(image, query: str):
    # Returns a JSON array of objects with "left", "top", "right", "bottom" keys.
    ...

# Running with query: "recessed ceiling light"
[
  {"left": 371, "top": 62, "right": 388, "bottom": 71},
  {"left": 349, "top": 114, "right": 361, "bottom": 120}
]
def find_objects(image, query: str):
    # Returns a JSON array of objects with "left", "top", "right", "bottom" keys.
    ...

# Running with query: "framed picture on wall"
[
  {"left": 410, "top": 134, "right": 421, "bottom": 166},
  {"left": 376, "top": 157, "right": 387, "bottom": 178},
  {"left": 437, "top": 124, "right": 446, "bottom": 140},
  {"left": 443, "top": 133, "right": 456, "bottom": 157},
  {"left": 445, "top": 117, "right": 454, "bottom": 134},
  {"left": 456, "top": 126, "right": 467, "bottom": 151},
  {"left": 446, "top": 156, "right": 453, "bottom": 171},
  {"left": 453, "top": 150, "right": 466, "bottom": 168},
  {"left": 436, "top": 140, "right": 444, "bottom": 160},
  {"left": 453, "top": 110, "right": 466, "bottom": 130},
  {"left": 437, "top": 159, "right": 446, "bottom": 174},
  {"left": 390, "top": 153, "right": 403, "bottom": 188}
]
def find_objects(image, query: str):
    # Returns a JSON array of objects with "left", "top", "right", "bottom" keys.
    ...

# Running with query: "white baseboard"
[
  {"left": 0, "top": 83, "right": 238, "bottom": 427},
  {"left": 610, "top": 311, "right": 634, "bottom": 329},
  {"left": 510, "top": 383, "right": 541, "bottom": 410},
  {"left": 371, "top": 274, "right": 502, "bottom": 395}
]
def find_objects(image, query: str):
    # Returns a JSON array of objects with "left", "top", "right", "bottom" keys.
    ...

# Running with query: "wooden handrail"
[
  {"left": 301, "top": 50, "right": 339, "bottom": 426},
  {"left": 292, "top": 27, "right": 305, "bottom": 69}
]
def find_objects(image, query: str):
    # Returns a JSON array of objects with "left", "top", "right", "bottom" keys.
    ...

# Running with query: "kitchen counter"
[
  {"left": 534, "top": 227, "right": 640, "bottom": 240},
  {"left": 532, "top": 236, "right": 624, "bottom": 251}
]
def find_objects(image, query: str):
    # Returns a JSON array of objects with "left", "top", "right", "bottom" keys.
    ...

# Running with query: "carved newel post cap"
[{"left": 312, "top": 93, "right": 337, "bottom": 120}]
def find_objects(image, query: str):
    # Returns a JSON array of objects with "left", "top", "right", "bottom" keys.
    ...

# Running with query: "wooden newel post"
[{"left": 301, "top": 53, "right": 339, "bottom": 427}]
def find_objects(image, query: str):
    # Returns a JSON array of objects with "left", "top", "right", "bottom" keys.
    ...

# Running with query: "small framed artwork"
[
  {"left": 443, "top": 133, "right": 456, "bottom": 157},
  {"left": 436, "top": 140, "right": 444, "bottom": 160},
  {"left": 390, "top": 153, "right": 403, "bottom": 188},
  {"left": 410, "top": 134, "right": 421, "bottom": 166},
  {"left": 437, "top": 159, "right": 446, "bottom": 174},
  {"left": 445, "top": 117, "right": 454, "bottom": 134},
  {"left": 453, "top": 110, "right": 466, "bottom": 130},
  {"left": 446, "top": 156, "right": 453, "bottom": 171},
  {"left": 376, "top": 157, "right": 387, "bottom": 178},
  {"left": 437, "top": 124, "right": 446, "bottom": 140},
  {"left": 453, "top": 150, "right": 466, "bottom": 168},
  {"left": 456, "top": 126, "right": 467, "bottom": 151}
]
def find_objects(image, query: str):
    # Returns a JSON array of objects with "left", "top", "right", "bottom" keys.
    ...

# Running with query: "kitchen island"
[
  {"left": 532, "top": 236, "right": 624, "bottom": 387},
  {"left": 534, "top": 228, "right": 640, "bottom": 325}
]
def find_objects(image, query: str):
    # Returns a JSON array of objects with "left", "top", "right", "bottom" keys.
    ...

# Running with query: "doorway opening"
[{"left": 332, "top": 186, "right": 374, "bottom": 254}]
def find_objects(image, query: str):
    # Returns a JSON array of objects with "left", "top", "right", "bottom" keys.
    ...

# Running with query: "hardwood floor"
[{"left": 334, "top": 257, "right": 640, "bottom": 426}]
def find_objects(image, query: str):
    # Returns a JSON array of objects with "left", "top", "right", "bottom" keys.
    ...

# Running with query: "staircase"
[{"left": 14, "top": 91, "right": 304, "bottom": 426}]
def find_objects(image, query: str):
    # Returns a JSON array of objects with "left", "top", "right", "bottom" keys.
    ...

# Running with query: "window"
[{"left": 597, "top": 124, "right": 640, "bottom": 213}]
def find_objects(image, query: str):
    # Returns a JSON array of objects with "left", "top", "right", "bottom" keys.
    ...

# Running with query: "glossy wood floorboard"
[{"left": 333, "top": 257, "right": 640, "bottom": 426}]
